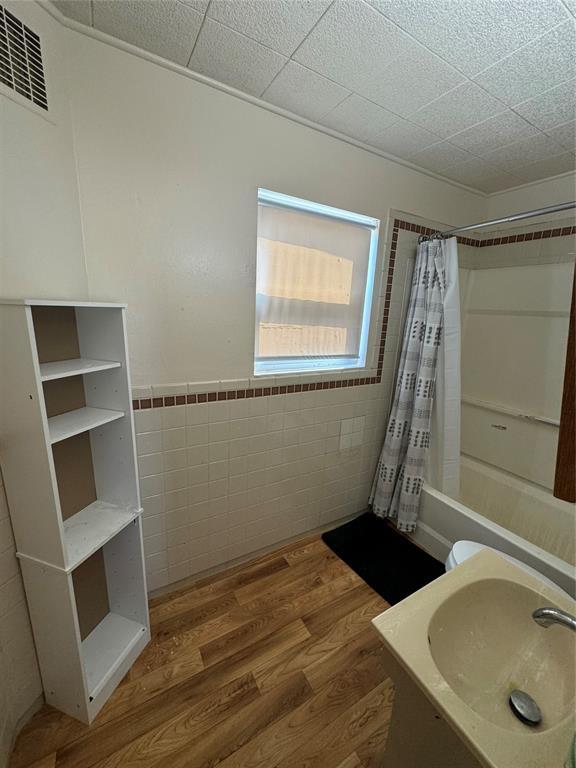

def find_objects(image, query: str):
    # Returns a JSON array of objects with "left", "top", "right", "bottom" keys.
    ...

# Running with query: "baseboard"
[{"left": 149, "top": 510, "right": 361, "bottom": 601}]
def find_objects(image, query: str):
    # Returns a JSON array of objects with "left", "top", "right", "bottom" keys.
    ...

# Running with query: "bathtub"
[{"left": 411, "top": 456, "right": 575, "bottom": 598}]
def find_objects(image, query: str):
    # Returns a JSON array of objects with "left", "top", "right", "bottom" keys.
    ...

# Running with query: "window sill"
[{"left": 254, "top": 358, "right": 371, "bottom": 377}]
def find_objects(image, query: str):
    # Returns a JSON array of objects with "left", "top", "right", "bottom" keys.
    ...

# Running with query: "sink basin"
[
  {"left": 372, "top": 549, "right": 576, "bottom": 768},
  {"left": 428, "top": 578, "right": 575, "bottom": 731}
]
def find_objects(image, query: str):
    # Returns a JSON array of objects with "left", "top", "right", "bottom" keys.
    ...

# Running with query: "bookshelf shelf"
[
  {"left": 63, "top": 500, "right": 140, "bottom": 570},
  {"left": 48, "top": 406, "right": 124, "bottom": 444},
  {"left": 40, "top": 358, "right": 121, "bottom": 381}
]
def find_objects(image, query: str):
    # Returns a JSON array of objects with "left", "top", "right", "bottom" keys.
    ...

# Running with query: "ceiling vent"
[{"left": 0, "top": 4, "right": 47, "bottom": 110}]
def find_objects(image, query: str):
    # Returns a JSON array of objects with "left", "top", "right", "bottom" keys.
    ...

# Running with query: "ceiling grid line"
[
  {"left": 186, "top": 0, "right": 213, "bottom": 68},
  {"left": 258, "top": 1, "right": 337, "bottom": 99}
]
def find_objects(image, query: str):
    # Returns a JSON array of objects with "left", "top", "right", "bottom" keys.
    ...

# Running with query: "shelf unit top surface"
[
  {"left": 40, "top": 358, "right": 122, "bottom": 381},
  {"left": 0, "top": 299, "right": 127, "bottom": 308},
  {"left": 64, "top": 501, "right": 141, "bottom": 571},
  {"left": 48, "top": 407, "right": 125, "bottom": 444},
  {"left": 82, "top": 613, "right": 147, "bottom": 698}
]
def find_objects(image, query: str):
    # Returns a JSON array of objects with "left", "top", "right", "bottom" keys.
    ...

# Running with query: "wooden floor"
[{"left": 11, "top": 536, "right": 394, "bottom": 768}]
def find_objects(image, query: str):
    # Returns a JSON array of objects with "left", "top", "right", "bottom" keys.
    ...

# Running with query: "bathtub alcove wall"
[{"left": 388, "top": 210, "right": 576, "bottom": 595}]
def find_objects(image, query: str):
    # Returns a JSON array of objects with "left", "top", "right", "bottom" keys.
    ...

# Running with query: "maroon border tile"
[{"left": 132, "top": 218, "right": 574, "bottom": 409}]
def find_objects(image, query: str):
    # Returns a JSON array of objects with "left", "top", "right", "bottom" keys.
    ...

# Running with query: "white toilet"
[{"left": 446, "top": 540, "right": 569, "bottom": 597}]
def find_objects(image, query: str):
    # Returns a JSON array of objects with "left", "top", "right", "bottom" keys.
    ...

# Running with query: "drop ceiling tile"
[
  {"left": 544, "top": 120, "right": 576, "bottom": 150},
  {"left": 320, "top": 94, "right": 399, "bottom": 144},
  {"left": 367, "top": 0, "right": 570, "bottom": 77},
  {"left": 440, "top": 157, "right": 524, "bottom": 193},
  {"left": 513, "top": 152, "right": 576, "bottom": 183},
  {"left": 181, "top": 0, "right": 210, "bottom": 12},
  {"left": 53, "top": 0, "right": 92, "bottom": 25},
  {"left": 207, "top": 0, "right": 332, "bottom": 56},
  {"left": 93, "top": 1, "right": 204, "bottom": 66},
  {"left": 562, "top": 0, "right": 576, "bottom": 15},
  {"left": 363, "top": 46, "right": 465, "bottom": 116},
  {"left": 409, "top": 141, "right": 477, "bottom": 173},
  {"left": 475, "top": 20, "right": 576, "bottom": 106},
  {"left": 189, "top": 19, "right": 288, "bottom": 97},
  {"left": 449, "top": 111, "right": 540, "bottom": 155},
  {"left": 482, "top": 132, "right": 566, "bottom": 173},
  {"left": 262, "top": 62, "right": 350, "bottom": 122},
  {"left": 513, "top": 79, "right": 576, "bottom": 130},
  {"left": 371, "top": 120, "right": 442, "bottom": 158},
  {"left": 408, "top": 82, "right": 505, "bottom": 139},
  {"left": 292, "top": 1, "right": 415, "bottom": 95}
]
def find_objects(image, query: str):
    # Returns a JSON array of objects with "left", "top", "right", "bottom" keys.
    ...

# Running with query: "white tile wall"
[
  {"left": 456, "top": 228, "right": 575, "bottom": 520},
  {"left": 339, "top": 416, "right": 366, "bottom": 450},
  {"left": 133, "top": 223, "right": 421, "bottom": 593},
  {"left": 137, "top": 381, "right": 392, "bottom": 591},
  {"left": 0, "top": 472, "right": 42, "bottom": 766}
]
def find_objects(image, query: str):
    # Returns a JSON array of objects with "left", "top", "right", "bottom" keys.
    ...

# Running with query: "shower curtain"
[{"left": 370, "top": 237, "right": 460, "bottom": 532}]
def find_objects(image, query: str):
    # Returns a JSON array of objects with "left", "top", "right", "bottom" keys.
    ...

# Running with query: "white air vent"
[{"left": 0, "top": 4, "right": 47, "bottom": 110}]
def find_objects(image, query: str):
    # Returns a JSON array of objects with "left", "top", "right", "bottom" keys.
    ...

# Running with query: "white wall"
[
  {"left": 0, "top": 3, "right": 84, "bottom": 762},
  {"left": 485, "top": 172, "right": 576, "bottom": 221},
  {"left": 0, "top": 471, "right": 42, "bottom": 768},
  {"left": 460, "top": 244, "right": 574, "bottom": 490},
  {"left": 66, "top": 30, "right": 485, "bottom": 387},
  {"left": 0, "top": 1, "right": 87, "bottom": 299}
]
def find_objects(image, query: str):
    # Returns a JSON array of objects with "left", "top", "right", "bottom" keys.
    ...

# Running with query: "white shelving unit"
[{"left": 0, "top": 300, "right": 150, "bottom": 723}]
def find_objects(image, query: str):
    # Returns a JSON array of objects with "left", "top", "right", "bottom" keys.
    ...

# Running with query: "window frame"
[{"left": 254, "top": 188, "right": 380, "bottom": 377}]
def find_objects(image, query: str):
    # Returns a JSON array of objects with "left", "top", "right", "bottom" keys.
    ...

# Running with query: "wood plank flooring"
[{"left": 10, "top": 536, "right": 394, "bottom": 768}]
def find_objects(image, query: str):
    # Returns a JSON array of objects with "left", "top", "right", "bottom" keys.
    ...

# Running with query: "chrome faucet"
[{"left": 532, "top": 607, "right": 576, "bottom": 631}]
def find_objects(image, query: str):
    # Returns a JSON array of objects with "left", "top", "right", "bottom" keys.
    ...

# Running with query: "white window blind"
[{"left": 255, "top": 189, "right": 379, "bottom": 376}]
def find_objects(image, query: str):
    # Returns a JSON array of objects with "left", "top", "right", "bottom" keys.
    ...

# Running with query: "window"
[{"left": 255, "top": 189, "right": 380, "bottom": 376}]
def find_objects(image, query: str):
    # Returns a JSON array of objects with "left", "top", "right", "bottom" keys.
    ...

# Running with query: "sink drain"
[{"left": 509, "top": 690, "right": 542, "bottom": 726}]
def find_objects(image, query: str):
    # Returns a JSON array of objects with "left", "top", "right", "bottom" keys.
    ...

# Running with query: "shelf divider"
[
  {"left": 48, "top": 407, "right": 124, "bottom": 444},
  {"left": 40, "top": 358, "right": 121, "bottom": 381}
]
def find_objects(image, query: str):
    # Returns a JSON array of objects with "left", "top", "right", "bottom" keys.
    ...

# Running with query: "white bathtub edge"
[
  {"left": 414, "top": 483, "right": 575, "bottom": 598},
  {"left": 410, "top": 519, "right": 452, "bottom": 564}
]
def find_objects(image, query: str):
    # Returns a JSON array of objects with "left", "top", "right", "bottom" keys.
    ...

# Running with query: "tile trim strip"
[
  {"left": 132, "top": 218, "right": 575, "bottom": 410},
  {"left": 395, "top": 219, "right": 576, "bottom": 247}
]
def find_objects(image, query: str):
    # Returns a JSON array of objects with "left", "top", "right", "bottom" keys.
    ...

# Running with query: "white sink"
[
  {"left": 429, "top": 578, "right": 575, "bottom": 731},
  {"left": 372, "top": 549, "right": 576, "bottom": 768}
]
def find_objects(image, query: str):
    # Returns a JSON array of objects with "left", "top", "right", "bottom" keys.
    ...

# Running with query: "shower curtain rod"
[{"left": 418, "top": 200, "right": 576, "bottom": 243}]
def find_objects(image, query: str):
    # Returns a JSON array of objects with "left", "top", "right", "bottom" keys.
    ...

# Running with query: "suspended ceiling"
[{"left": 54, "top": 0, "right": 576, "bottom": 193}]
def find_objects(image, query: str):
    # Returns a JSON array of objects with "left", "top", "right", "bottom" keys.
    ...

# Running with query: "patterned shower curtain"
[{"left": 370, "top": 237, "right": 459, "bottom": 532}]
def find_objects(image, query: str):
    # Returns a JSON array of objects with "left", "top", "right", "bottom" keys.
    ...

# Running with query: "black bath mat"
[{"left": 322, "top": 512, "right": 445, "bottom": 605}]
